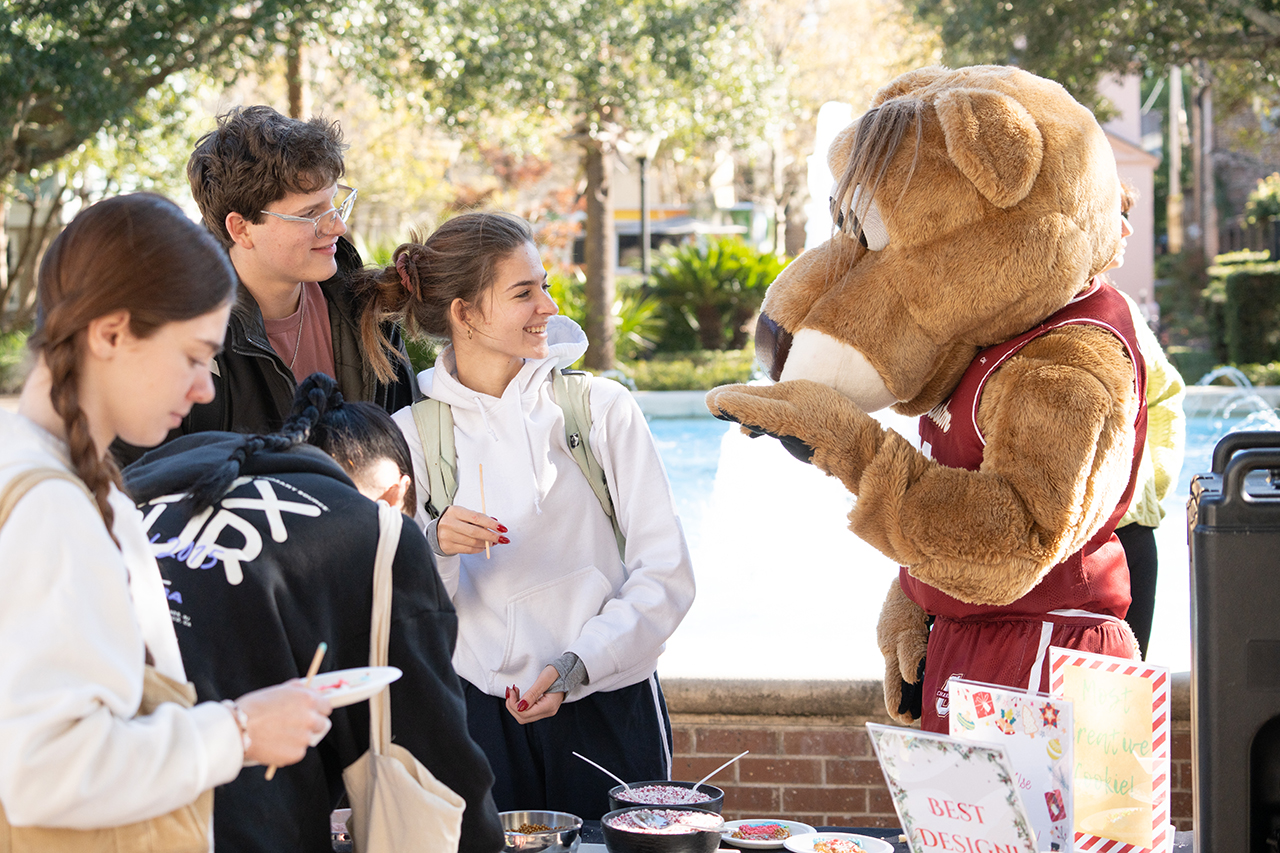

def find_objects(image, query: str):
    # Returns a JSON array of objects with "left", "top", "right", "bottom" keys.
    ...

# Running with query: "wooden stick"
[
  {"left": 479, "top": 463, "right": 490, "bottom": 559},
  {"left": 265, "top": 641, "right": 327, "bottom": 781},
  {"left": 303, "top": 642, "right": 327, "bottom": 687}
]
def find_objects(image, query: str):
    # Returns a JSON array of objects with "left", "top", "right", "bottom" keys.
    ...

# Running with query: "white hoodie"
[
  {"left": 393, "top": 316, "right": 695, "bottom": 699},
  {"left": 0, "top": 411, "right": 242, "bottom": 831}
]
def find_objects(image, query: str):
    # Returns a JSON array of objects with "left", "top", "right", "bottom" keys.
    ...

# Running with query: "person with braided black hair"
[
  {"left": 122, "top": 372, "right": 503, "bottom": 853},
  {"left": 0, "top": 193, "right": 331, "bottom": 846},
  {"left": 293, "top": 373, "right": 417, "bottom": 514}
]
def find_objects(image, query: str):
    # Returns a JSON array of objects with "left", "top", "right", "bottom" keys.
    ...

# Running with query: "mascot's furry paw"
[
  {"left": 707, "top": 384, "right": 815, "bottom": 463},
  {"left": 705, "top": 381, "right": 885, "bottom": 485},
  {"left": 877, "top": 578, "right": 930, "bottom": 725}
]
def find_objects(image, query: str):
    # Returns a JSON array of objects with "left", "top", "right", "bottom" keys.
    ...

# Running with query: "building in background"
[{"left": 1098, "top": 75, "right": 1162, "bottom": 323}]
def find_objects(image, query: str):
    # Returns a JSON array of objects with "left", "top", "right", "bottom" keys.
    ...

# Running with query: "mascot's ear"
[{"left": 935, "top": 88, "right": 1044, "bottom": 209}]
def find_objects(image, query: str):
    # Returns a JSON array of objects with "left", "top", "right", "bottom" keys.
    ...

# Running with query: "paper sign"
[
  {"left": 868, "top": 723, "right": 1038, "bottom": 853},
  {"left": 1048, "top": 647, "right": 1171, "bottom": 853},
  {"left": 949, "top": 678, "right": 1074, "bottom": 852}
]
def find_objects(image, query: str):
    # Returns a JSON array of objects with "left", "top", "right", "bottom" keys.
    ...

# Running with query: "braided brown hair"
[
  {"left": 350, "top": 212, "right": 536, "bottom": 383},
  {"left": 29, "top": 193, "right": 236, "bottom": 540}
]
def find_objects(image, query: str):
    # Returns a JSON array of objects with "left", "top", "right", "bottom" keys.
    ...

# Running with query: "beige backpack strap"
[
  {"left": 552, "top": 369, "right": 625, "bottom": 556},
  {"left": 410, "top": 398, "right": 457, "bottom": 520},
  {"left": 0, "top": 467, "right": 91, "bottom": 528}
]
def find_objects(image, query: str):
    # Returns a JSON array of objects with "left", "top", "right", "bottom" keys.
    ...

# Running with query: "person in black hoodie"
[{"left": 123, "top": 374, "right": 503, "bottom": 853}]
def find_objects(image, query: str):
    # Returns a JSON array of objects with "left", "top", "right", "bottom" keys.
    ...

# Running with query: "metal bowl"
[
  {"left": 608, "top": 781, "right": 724, "bottom": 816},
  {"left": 500, "top": 810, "right": 583, "bottom": 853}
]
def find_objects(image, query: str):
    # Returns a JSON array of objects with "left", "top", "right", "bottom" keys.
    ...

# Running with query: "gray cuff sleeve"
[
  {"left": 547, "top": 652, "right": 589, "bottom": 694},
  {"left": 426, "top": 517, "right": 448, "bottom": 558}
]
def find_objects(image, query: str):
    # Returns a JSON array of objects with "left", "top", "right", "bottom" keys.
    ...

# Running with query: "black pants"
[
  {"left": 463, "top": 675, "right": 673, "bottom": 820},
  {"left": 1116, "top": 523, "right": 1158, "bottom": 659}
]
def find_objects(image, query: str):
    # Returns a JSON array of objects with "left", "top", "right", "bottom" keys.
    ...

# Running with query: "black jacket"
[
  {"left": 113, "top": 238, "right": 418, "bottom": 466},
  {"left": 124, "top": 434, "right": 503, "bottom": 853}
]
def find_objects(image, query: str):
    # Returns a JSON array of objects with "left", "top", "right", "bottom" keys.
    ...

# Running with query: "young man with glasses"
[{"left": 114, "top": 106, "right": 417, "bottom": 464}]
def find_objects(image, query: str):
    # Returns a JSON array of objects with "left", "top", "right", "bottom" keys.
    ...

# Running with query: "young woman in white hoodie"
[
  {"left": 354, "top": 212, "right": 696, "bottom": 819},
  {"left": 0, "top": 193, "right": 331, "bottom": 847}
]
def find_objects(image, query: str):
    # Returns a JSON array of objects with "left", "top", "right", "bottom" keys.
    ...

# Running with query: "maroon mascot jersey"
[{"left": 901, "top": 279, "right": 1148, "bottom": 732}]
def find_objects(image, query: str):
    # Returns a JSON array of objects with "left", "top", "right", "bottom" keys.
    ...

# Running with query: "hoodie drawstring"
[
  {"left": 473, "top": 393, "right": 544, "bottom": 515},
  {"left": 524, "top": 416, "right": 544, "bottom": 516},
  {"left": 473, "top": 396, "right": 499, "bottom": 442}
]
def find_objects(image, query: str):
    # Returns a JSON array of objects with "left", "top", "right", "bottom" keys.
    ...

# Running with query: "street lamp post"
[
  {"left": 628, "top": 131, "right": 666, "bottom": 290},
  {"left": 639, "top": 151, "right": 652, "bottom": 288}
]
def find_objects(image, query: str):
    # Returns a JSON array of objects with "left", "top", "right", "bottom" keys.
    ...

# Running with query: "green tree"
[
  {"left": 550, "top": 270, "right": 665, "bottom": 361},
  {"left": 1, "top": 0, "right": 300, "bottom": 183},
  {"left": 910, "top": 0, "right": 1280, "bottom": 107},
  {"left": 651, "top": 237, "right": 787, "bottom": 351},
  {"left": 0, "top": 1, "right": 455, "bottom": 331},
  {"left": 1, "top": 82, "right": 206, "bottom": 331},
  {"left": 1245, "top": 173, "right": 1280, "bottom": 226},
  {"left": 389, "top": 0, "right": 779, "bottom": 370}
]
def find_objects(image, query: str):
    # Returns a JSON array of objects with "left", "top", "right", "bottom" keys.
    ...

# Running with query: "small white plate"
[
  {"left": 782, "top": 831, "right": 894, "bottom": 853},
  {"left": 310, "top": 666, "right": 402, "bottom": 707},
  {"left": 721, "top": 819, "right": 816, "bottom": 849}
]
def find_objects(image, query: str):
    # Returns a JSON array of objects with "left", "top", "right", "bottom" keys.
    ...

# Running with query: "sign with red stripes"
[{"left": 1049, "top": 647, "right": 1171, "bottom": 853}]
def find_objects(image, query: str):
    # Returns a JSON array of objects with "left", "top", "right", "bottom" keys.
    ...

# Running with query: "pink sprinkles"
[
  {"left": 606, "top": 809, "right": 723, "bottom": 835},
  {"left": 615, "top": 785, "right": 712, "bottom": 805}
]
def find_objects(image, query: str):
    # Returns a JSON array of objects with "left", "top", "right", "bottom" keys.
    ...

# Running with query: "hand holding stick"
[{"left": 264, "top": 641, "right": 327, "bottom": 781}]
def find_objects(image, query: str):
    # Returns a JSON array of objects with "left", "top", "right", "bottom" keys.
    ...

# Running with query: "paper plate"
[
  {"left": 782, "top": 831, "right": 894, "bottom": 853},
  {"left": 721, "top": 819, "right": 816, "bottom": 849},
  {"left": 309, "top": 666, "right": 402, "bottom": 707}
]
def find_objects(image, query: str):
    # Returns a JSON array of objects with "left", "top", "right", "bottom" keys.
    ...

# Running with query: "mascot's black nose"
[{"left": 755, "top": 312, "right": 792, "bottom": 382}]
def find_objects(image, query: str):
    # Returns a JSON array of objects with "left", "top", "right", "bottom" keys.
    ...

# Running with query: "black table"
[
  {"left": 580, "top": 822, "right": 905, "bottom": 850},
  {"left": 581, "top": 821, "right": 1194, "bottom": 852}
]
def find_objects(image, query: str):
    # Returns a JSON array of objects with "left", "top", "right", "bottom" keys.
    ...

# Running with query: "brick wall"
[{"left": 663, "top": 677, "right": 1194, "bottom": 832}]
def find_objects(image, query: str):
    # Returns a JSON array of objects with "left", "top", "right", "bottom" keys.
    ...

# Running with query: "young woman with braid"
[
  {"left": 122, "top": 373, "right": 503, "bottom": 853},
  {"left": 349, "top": 212, "right": 696, "bottom": 820},
  {"left": 0, "top": 193, "right": 331, "bottom": 847}
]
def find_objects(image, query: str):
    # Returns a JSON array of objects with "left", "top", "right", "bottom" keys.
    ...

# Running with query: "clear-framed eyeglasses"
[{"left": 260, "top": 185, "right": 358, "bottom": 238}]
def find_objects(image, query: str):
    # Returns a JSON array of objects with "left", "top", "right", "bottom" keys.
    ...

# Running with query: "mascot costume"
[{"left": 707, "top": 65, "right": 1146, "bottom": 732}]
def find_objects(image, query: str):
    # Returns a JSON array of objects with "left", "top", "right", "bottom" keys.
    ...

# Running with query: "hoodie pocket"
[{"left": 498, "top": 565, "right": 613, "bottom": 677}]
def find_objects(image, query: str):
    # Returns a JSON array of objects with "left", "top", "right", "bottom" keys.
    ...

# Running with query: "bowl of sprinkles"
[
  {"left": 602, "top": 806, "right": 725, "bottom": 853},
  {"left": 721, "top": 819, "right": 816, "bottom": 849},
  {"left": 499, "top": 810, "right": 583, "bottom": 853},
  {"left": 608, "top": 781, "right": 724, "bottom": 815}
]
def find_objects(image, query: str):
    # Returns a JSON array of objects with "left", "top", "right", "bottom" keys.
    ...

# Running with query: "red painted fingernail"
[
  {"left": 497, "top": 524, "right": 508, "bottom": 533},
  {"left": 517, "top": 700, "right": 528, "bottom": 712},
  {"left": 498, "top": 536, "right": 510, "bottom": 544},
  {"left": 505, "top": 687, "right": 511, "bottom": 699}
]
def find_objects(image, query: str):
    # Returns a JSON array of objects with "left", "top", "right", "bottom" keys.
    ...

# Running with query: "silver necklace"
[{"left": 288, "top": 286, "right": 306, "bottom": 370}]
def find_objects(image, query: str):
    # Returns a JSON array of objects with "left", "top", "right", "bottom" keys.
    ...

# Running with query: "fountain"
[
  {"left": 1196, "top": 364, "right": 1254, "bottom": 387},
  {"left": 1194, "top": 364, "right": 1280, "bottom": 434}
]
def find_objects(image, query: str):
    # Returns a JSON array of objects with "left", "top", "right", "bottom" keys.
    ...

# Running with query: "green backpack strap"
[
  {"left": 409, "top": 398, "right": 457, "bottom": 520},
  {"left": 408, "top": 371, "right": 625, "bottom": 556},
  {"left": 553, "top": 369, "right": 625, "bottom": 557}
]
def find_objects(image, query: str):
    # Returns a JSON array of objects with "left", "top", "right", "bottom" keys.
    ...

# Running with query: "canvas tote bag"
[
  {"left": 342, "top": 501, "right": 466, "bottom": 853},
  {"left": 0, "top": 467, "right": 212, "bottom": 853}
]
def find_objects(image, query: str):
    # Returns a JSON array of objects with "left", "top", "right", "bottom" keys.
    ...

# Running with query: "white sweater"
[
  {"left": 0, "top": 411, "right": 242, "bottom": 830},
  {"left": 392, "top": 317, "right": 696, "bottom": 699}
]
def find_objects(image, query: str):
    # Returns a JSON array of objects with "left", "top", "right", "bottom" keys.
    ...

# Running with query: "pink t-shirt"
[{"left": 264, "top": 281, "right": 336, "bottom": 383}]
